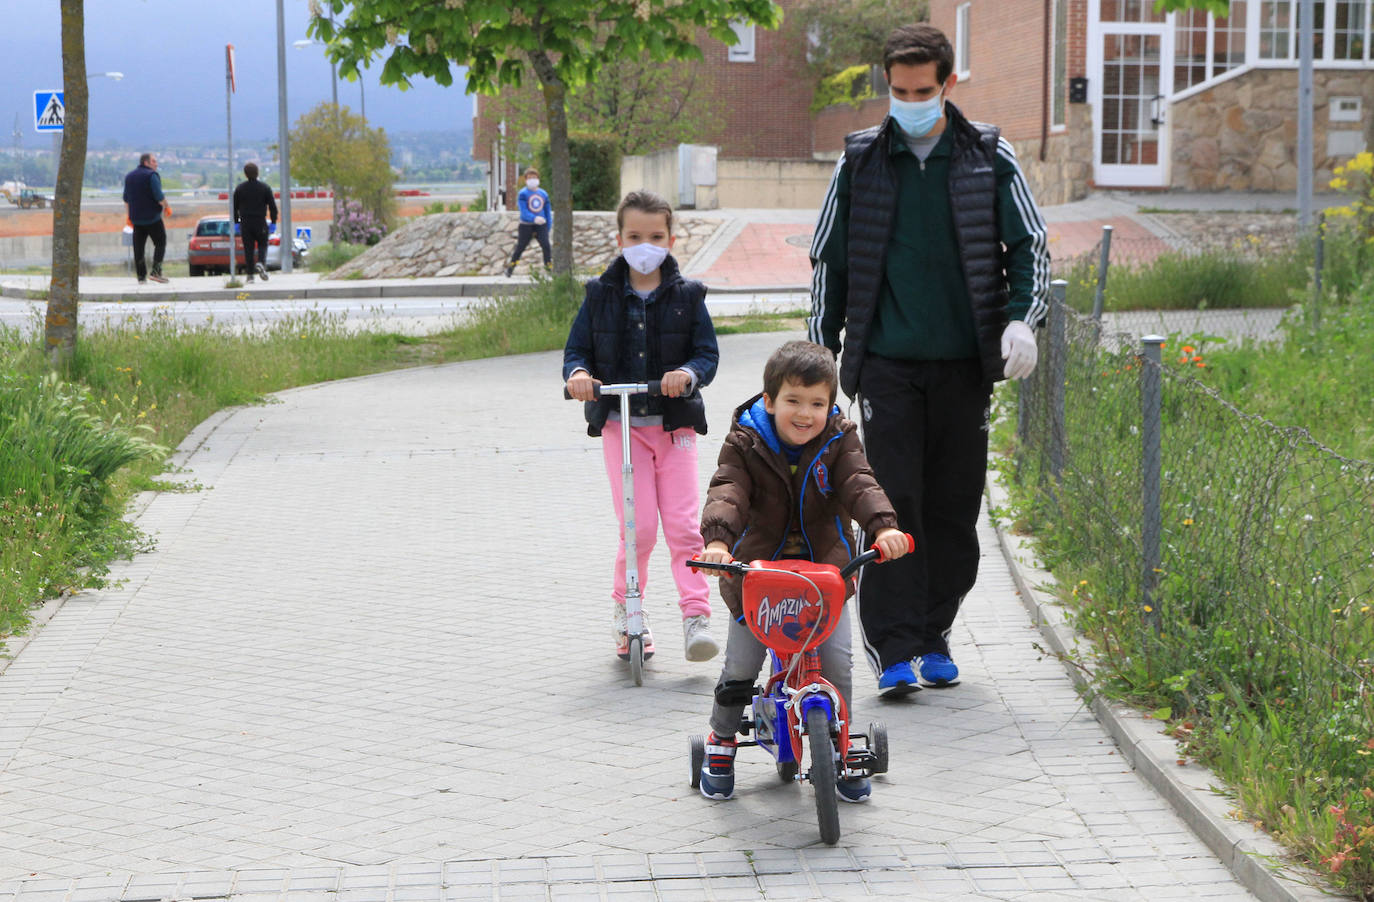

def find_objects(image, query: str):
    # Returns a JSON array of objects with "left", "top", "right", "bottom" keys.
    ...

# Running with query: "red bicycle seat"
[{"left": 740, "top": 560, "right": 847, "bottom": 655}]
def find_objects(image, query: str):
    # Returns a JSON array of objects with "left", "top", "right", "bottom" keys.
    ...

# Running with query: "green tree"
[
  {"left": 289, "top": 102, "right": 396, "bottom": 232},
  {"left": 484, "top": 51, "right": 722, "bottom": 157},
  {"left": 789, "top": 0, "right": 928, "bottom": 86},
  {"left": 1156, "top": 0, "right": 1230, "bottom": 12},
  {"left": 312, "top": 0, "right": 780, "bottom": 276},
  {"left": 45, "top": 0, "right": 87, "bottom": 367}
]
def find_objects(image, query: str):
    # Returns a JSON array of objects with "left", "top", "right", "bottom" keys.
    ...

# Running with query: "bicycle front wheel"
[{"left": 806, "top": 706, "right": 840, "bottom": 845}]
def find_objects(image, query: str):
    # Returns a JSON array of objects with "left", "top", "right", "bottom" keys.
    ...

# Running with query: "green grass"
[
  {"left": 308, "top": 240, "right": 370, "bottom": 273},
  {"left": 0, "top": 274, "right": 584, "bottom": 645},
  {"left": 1001, "top": 270, "right": 1374, "bottom": 897}
]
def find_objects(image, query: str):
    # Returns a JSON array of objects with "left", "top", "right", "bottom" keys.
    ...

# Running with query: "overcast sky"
[{"left": 6, "top": 0, "right": 474, "bottom": 150}]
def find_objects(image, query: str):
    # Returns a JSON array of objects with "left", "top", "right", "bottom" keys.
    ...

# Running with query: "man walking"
[
  {"left": 233, "top": 162, "right": 279, "bottom": 282},
  {"left": 123, "top": 152, "right": 170, "bottom": 284},
  {"left": 807, "top": 23, "right": 1049, "bottom": 697}
]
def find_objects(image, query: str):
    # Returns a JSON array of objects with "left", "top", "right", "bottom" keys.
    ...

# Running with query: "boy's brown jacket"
[{"left": 701, "top": 393, "right": 899, "bottom": 619}]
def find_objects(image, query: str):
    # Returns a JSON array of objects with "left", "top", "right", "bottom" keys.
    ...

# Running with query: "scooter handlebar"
[{"left": 563, "top": 379, "right": 665, "bottom": 401}]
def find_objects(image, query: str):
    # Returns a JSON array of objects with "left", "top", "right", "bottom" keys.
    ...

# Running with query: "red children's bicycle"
[{"left": 687, "top": 537, "right": 911, "bottom": 844}]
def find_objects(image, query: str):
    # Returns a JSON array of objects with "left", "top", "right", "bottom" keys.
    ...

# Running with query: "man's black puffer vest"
[
  {"left": 840, "top": 102, "right": 1009, "bottom": 395},
  {"left": 578, "top": 254, "right": 709, "bottom": 437}
]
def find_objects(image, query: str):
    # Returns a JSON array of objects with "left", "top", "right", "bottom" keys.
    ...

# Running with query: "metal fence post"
[
  {"left": 1092, "top": 225, "right": 1113, "bottom": 323},
  {"left": 1140, "top": 335, "right": 1164, "bottom": 632},
  {"left": 1049, "top": 280, "right": 1068, "bottom": 482},
  {"left": 1313, "top": 211, "right": 1325, "bottom": 331}
]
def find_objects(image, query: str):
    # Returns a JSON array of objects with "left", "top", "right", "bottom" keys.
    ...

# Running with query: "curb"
[
  {"left": 0, "top": 281, "right": 811, "bottom": 303},
  {"left": 985, "top": 472, "right": 1336, "bottom": 902}
]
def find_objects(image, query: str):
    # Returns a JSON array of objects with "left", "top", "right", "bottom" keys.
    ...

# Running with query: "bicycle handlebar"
[
  {"left": 563, "top": 379, "right": 664, "bottom": 401},
  {"left": 689, "top": 533, "right": 915, "bottom": 579}
]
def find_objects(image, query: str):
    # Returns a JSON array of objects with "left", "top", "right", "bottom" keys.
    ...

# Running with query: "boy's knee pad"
[{"left": 714, "top": 679, "right": 755, "bottom": 707}]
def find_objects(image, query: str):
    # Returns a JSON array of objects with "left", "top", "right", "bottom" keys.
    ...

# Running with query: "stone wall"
[
  {"left": 329, "top": 211, "right": 725, "bottom": 280},
  {"left": 1009, "top": 103, "right": 1094, "bottom": 207},
  {"left": 1171, "top": 69, "right": 1374, "bottom": 191}
]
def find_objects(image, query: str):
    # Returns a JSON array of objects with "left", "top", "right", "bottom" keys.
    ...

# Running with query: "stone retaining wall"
[{"left": 329, "top": 211, "right": 724, "bottom": 279}]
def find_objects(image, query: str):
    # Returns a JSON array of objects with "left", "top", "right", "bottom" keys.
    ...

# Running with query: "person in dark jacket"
[
  {"left": 808, "top": 24, "right": 1051, "bottom": 696},
  {"left": 122, "top": 152, "right": 169, "bottom": 284},
  {"left": 563, "top": 190, "right": 721, "bottom": 664},
  {"left": 233, "top": 162, "right": 279, "bottom": 282},
  {"left": 694, "top": 340, "right": 908, "bottom": 803}
]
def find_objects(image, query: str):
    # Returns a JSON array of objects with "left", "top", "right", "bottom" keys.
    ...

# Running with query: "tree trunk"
[
  {"left": 528, "top": 49, "right": 572, "bottom": 276},
  {"left": 45, "top": 0, "right": 87, "bottom": 367}
]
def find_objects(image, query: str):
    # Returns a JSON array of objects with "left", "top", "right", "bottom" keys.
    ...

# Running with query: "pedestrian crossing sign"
[{"left": 34, "top": 91, "right": 64, "bottom": 132}]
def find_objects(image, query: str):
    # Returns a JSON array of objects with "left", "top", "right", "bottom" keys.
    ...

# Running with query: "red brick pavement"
[{"left": 699, "top": 216, "right": 1170, "bottom": 288}]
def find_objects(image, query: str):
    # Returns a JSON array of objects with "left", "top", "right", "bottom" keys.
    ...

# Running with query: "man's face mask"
[{"left": 889, "top": 87, "right": 945, "bottom": 138}]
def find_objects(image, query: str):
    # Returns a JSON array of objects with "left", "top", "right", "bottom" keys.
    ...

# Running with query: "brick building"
[{"left": 920, "top": 0, "right": 1374, "bottom": 198}]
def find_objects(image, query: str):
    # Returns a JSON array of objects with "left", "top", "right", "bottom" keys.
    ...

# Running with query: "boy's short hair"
[
  {"left": 243, "top": 162, "right": 259, "bottom": 180},
  {"left": 884, "top": 24, "right": 954, "bottom": 84},
  {"left": 616, "top": 189, "right": 674, "bottom": 233},
  {"left": 524, "top": 167, "right": 539, "bottom": 178},
  {"left": 763, "top": 341, "right": 838, "bottom": 405}
]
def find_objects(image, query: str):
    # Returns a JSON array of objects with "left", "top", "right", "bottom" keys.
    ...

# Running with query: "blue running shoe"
[
  {"left": 877, "top": 661, "right": 920, "bottom": 698},
  {"left": 917, "top": 653, "right": 960, "bottom": 687},
  {"left": 836, "top": 776, "right": 872, "bottom": 803},
  {"left": 699, "top": 732, "right": 737, "bottom": 800}
]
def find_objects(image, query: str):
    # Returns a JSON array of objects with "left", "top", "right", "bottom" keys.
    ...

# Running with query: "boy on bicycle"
[{"left": 695, "top": 340, "right": 909, "bottom": 802}]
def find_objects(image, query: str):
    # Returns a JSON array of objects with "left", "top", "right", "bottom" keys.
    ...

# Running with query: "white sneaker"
[{"left": 682, "top": 615, "right": 720, "bottom": 662}]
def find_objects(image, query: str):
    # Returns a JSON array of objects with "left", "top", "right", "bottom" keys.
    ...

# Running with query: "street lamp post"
[{"left": 275, "top": 0, "right": 293, "bottom": 273}]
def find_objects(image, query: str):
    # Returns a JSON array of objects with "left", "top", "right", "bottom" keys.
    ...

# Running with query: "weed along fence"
[{"left": 1011, "top": 280, "right": 1374, "bottom": 888}]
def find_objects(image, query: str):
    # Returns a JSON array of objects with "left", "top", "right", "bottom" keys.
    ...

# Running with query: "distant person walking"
[
  {"left": 233, "top": 162, "right": 279, "bottom": 283},
  {"left": 504, "top": 167, "right": 552, "bottom": 277},
  {"left": 123, "top": 152, "right": 169, "bottom": 284}
]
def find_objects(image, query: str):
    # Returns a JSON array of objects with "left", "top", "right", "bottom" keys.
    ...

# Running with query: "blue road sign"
[
  {"left": 295, "top": 226, "right": 312, "bottom": 246},
  {"left": 34, "top": 91, "right": 64, "bottom": 132}
]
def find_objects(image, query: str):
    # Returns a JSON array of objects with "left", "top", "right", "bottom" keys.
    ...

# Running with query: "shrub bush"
[{"left": 536, "top": 134, "right": 623, "bottom": 211}]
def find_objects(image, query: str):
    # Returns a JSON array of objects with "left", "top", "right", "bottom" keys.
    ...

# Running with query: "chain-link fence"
[{"left": 1013, "top": 284, "right": 1373, "bottom": 798}]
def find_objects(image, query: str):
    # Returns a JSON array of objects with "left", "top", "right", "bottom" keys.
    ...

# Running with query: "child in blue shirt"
[{"left": 504, "top": 167, "right": 552, "bottom": 277}]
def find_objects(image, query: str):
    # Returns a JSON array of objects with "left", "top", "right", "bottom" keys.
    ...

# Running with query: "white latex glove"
[
  {"left": 534, "top": 216, "right": 547, "bottom": 225},
  {"left": 1001, "top": 320, "right": 1038, "bottom": 380}
]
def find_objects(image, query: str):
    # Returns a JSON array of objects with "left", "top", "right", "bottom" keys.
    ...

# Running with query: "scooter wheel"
[
  {"left": 628, "top": 635, "right": 644, "bottom": 686},
  {"left": 689, "top": 734, "right": 705, "bottom": 788},
  {"left": 869, "top": 720, "right": 889, "bottom": 774}
]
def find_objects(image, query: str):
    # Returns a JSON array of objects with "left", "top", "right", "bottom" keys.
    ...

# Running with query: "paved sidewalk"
[{"left": 0, "top": 332, "right": 1264, "bottom": 901}]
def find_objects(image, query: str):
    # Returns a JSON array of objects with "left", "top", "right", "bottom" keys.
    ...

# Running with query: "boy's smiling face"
[{"left": 764, "top": 379, "right": 832, "bottom": 447}]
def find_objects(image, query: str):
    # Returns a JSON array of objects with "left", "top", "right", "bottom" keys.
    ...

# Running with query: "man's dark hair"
[
  {"left": 139, "top": 152, "right": 155, "bottom": 166},
  {"left": 763, "top": 340, "right": 838, "bottom": 405},
  {"left": 883, "top": 24, "right": 954, "bottom": 83},
  {"left": 616, "top": 189, "right": 674, "bottom": 233},
  {"left": 243, "top": 162, "right": 259, "bottom": 180}
]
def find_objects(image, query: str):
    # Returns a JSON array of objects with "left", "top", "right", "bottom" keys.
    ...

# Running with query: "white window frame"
[
  {"left": 727, "top": 21, "right": 756, "bottom": 62},
  {"left": 955, "top": 3, "right": 972, "bottom": 80},
  {"left": 1252, "top": 0, "right": 1373, "bottom": 65}
]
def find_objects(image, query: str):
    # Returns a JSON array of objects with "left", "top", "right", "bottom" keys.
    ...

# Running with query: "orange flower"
[
  {"left": 1196, "top": 361, "right": 1206, "bottom": 368},
  {"left": 1182, "top": 345, "right": 1195, "bottom": 355}
]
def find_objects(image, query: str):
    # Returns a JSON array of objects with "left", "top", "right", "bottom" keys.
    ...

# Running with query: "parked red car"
[{"left": 187, "top": 215, "right": 298, "bottom": 276}]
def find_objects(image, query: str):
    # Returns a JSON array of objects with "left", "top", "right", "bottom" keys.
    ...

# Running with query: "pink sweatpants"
[{"left": 601, "top": 421, "right": 711, "bottom": 618}]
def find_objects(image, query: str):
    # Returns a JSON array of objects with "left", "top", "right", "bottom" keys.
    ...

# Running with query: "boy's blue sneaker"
[
  {"left": 699, "top": 732, "right": 737, "bottom": 800},
  {"left": 836, "top": 776, "right": 872, "bottom": 803},
  {"left": 878, "top": 661, "right": 921, "bottom": 698},
  {"left": 917, "top": 653, "right": 960, "bottom": 687}
]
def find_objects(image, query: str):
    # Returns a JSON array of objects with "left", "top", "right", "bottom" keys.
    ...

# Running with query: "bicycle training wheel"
[
  {"left": 689, "top": 734, "right": 705, "bottom": 789},
  {"left": 628, "top": 635, "right": 644, "bottom": 686},
  {"left": 776, "top": 759, "right": 799, "bottom": 782},
  {"left": 806, "top": 707, "right": 840, "bottom": 845},
  {"left": 869, "top": 720, "right": 889, "bottom": 774}
]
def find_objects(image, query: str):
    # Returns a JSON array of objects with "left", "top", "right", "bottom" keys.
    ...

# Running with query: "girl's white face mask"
[{"left": 621, "top": 242, "right": 668, "bottom": 275}]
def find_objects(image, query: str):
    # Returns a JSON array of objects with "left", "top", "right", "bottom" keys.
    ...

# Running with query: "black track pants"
[
  {"left": 853, "top": 355, "right": 991, "bottom": 674},
  {"left": 509, "top": 222, "right": 551, "bottom": 265}
]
